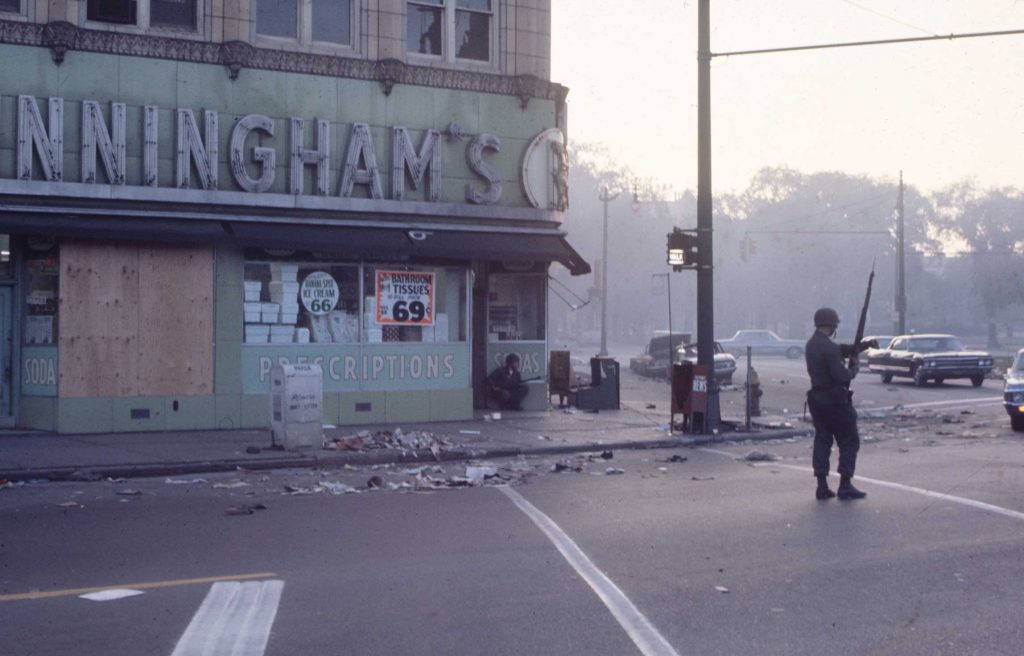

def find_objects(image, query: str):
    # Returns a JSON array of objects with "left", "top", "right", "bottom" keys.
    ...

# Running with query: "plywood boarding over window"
[{"left": 59, "top": 241, "right": 213, "bottom": 398}]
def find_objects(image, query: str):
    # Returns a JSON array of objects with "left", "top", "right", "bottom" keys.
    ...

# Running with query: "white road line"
[
  {"left": 497, "top": 486, "right": 680, "bottom": 656},
  {"left": 170, "top": 580, "right": 284, "bottom": 656},
  {"left": 886, "top": 396, "right": 1002, "bottom": 410},
  {"left": 698, "top": 448, "right": 1024, "bottom": 523}
]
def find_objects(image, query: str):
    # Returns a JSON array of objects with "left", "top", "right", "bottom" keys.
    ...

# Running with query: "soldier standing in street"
[{"left": 805, "top": 307, "right": 867, "bottom": 500}]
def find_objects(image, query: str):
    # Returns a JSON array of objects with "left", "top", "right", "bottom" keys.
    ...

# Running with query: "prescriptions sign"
[{"left": 376, "top": 270, "right": 434, "bottom": 325}]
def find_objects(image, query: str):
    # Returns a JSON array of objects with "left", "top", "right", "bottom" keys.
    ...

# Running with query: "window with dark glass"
[
  {"left": 312, "top": 0, "right": 352, "bottom": 44},
  {"left": 407, "top": 0, "right": 443, "bottom": 56},
  {"left": 23, "top": 239, "right": 60, "bottom": 346},
  {"left": 257, "top": 0, "right": 298, "bottom": 38},
  {"left": 151, "top": 0, "right": 196, "bottom": 29},
  {"left": 0, "top": 0, "right": 21, "bottom": 14},
  {"left": 455, "top": 0, "right": 490, "bottom": 61},
  {"left": 488, "top": 273, "right": 546, "bottom": 341},
  {"left": 88, "top": 0, "right": 137, "bottom": 24}
]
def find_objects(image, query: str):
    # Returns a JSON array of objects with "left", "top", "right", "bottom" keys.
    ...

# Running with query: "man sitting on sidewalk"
[{"left": 486, "top": 353, "right": 529, "bottom": 411}]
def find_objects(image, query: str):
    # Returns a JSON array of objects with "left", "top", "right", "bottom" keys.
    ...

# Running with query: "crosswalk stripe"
[{"left": 170, "top": 580, "right": 284, "bottom": 656}]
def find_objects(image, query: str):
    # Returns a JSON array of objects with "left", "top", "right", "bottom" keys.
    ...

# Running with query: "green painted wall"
[{"left": 0, "top": 45, "right": 556, "bottom": 207}]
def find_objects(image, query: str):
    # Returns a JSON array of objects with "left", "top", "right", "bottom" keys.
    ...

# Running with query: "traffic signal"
[{"left": 667, "top": 228, "right": 698, "bottom": 271}]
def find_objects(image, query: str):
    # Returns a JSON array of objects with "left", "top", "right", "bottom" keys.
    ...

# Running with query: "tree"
[{"left": 933, "top": 183, "right": 1024, "bottom": 345}]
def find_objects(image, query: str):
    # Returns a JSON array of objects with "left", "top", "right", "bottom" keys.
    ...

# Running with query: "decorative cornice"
[{"left": 1, "top": 19, "right": 569, "bottom": 105}]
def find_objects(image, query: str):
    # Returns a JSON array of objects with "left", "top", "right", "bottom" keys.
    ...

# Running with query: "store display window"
[
  {"left": 243, "top": 260, "right": 359, "bottom": 344},
  {"left": 487, "top": 270, "right": 546, "bottom": 341},
  {"left": 361, "top": 264, "right": 467, "bottom": 343},
  {"left": 242, "top": 255, "right": 467, "bottom": 345},
  {"left": 23, "top": 238, "right": 59, "bottom": 345}
]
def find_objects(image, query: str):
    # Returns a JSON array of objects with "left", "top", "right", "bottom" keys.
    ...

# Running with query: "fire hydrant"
[{"left": 749, "top": 367, "right": 763, "bottom": 417}]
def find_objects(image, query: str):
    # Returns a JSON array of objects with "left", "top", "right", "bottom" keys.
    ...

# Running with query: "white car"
[{"left": 718, "top": 330, "right": 805, "bottom": 359}]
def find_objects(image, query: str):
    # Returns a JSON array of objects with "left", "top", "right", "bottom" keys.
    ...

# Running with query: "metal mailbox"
[{"left": 269, "top": 363, "right": 324, "bottom": 450}]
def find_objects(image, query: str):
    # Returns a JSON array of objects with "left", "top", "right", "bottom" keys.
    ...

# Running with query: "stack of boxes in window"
[
  {"left": 269, "top": 264, "right": 300, "bottom": 343},
  {"left": 243, "top": 281, "right": 268, "bottom": 344}
]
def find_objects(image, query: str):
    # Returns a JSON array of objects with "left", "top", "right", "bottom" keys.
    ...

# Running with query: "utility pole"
[
  {"left": 895, "top": 171, "right": 906, "bottom": 335},
  {"left": 696, "top": 0, "right": 720, "bottom": 432},
  {"left": 598, "top": 186, "right": 620, "bottom": 357}
]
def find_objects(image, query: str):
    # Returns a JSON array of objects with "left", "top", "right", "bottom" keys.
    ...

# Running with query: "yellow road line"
[{"left": 0, "top": 572, "right": 277, "bottom": 603}]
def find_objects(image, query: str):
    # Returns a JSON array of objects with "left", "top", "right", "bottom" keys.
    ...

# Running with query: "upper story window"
[
  {"left": 151, "top": 0, "right": 197, "bottom": 28},
  {"left": 256, "top": 0, "right": 354, "bottom": 47},
  {"left": 0, "top": 0, "right": 22, "bottom": 14},
  {"left": 87, "top": 0, "right": 136, "bottom": 24},
  {"left": 85, "top": 0, "right": 198, "bottom": 31},
  {"left": 407, "top": 0, "right": 493, "bottom": 63}
]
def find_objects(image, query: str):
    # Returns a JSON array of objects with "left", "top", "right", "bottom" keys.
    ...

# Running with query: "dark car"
[
  {"left": 629, "top": 332, "right": 691, "bottom": 378},
  {"left": 1003, "top": 348, "right": 1024, "bottom": 432},
  {"left": 867, "top": 333, "right": 993, "bottom": 386},
  {"left": 674, "top": 342, "right": 737, "bottom": 385}
]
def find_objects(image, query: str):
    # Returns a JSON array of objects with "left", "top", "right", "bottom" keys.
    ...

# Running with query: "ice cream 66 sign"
[
  {"left": 301, "top": 271, "right": 339, "bottom": 315},
  {"left": 376, "top": 270, "right": 434, "bottom": 325}
]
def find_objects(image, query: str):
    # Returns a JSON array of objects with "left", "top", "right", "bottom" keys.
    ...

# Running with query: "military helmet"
[{"left": 813, "top": 307, "right": 840, "bottom": 327}]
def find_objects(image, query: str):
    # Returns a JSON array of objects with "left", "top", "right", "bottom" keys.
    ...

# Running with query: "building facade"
[{"left": 0, "top": 0, "right": 586, "bottom": 433}]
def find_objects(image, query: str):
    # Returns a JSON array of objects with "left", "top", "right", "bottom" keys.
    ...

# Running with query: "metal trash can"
[
  {"left": 573, "top": 357, "right": 620, "bottom": 411},
  {"left": 269, "top": 363, "right": 324, "bottom": 451}
]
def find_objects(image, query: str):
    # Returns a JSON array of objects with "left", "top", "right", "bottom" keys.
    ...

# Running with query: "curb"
[{"left": 0, "top": 428, "right": 809, "bottom": 483}]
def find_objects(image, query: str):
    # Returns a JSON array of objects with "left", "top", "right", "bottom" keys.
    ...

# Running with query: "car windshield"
[
  {"left": 1013, "top": 353, "right": 1024, "bottom": 374},
  {"left": 907, "top": 337, "right": 964, "bottom": 352}
]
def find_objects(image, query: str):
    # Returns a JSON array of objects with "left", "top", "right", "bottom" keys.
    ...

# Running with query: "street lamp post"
[{"left": 598, "top": 186, "right": 620, "bottom": 357}]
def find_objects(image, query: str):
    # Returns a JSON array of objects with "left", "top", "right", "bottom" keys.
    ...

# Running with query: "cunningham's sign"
[{"left": 8, "top": 94, "right": 534, "bottom": 207}]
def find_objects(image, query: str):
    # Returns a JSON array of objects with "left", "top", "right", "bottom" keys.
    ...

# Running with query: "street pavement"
[
  {"left": 2, "top": 356, "right": 1022, "bottom": 655},
  {"left": 3, "top": 426, "right": 1023, "bottom": 655}
]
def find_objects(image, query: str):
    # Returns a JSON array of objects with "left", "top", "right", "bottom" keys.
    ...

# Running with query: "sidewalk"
[{"left": 0, "top": 401, "right": 807, "bottom": 482}]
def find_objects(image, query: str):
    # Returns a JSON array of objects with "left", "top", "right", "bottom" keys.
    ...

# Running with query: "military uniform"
[{"left": 805, "top": 314, "right": 866, "bottom": 499}]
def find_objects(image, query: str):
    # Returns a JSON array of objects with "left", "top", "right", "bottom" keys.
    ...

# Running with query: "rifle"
[{"left": 841, "top": 260, "right": 878, "bottom": 366}]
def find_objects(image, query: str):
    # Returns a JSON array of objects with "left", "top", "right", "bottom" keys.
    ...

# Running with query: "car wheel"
[
  {"left": 721, "top": 375, "right": 733, "bottom": 386},
  {"left": 1012, "top": 415, "right": 1024, "bottom": 432},
  {"left": 970, "top": 375, "right": 984, "bottom": 387},
  {"left": 880, "top": 373, "right": 893, "bottom": 384},
  {"left": 935, "top": 377, "right": 945, "bottom": 385},
  {"left": 785, "top": 346, "right": 802, "bottom": 359},
  {"left": 912, "top": 366, "right": 928, "bottom": 386}
]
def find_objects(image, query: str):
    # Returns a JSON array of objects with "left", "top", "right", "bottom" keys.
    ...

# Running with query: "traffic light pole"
[
  {"left": 696, "top": 0, "right": 720, "bottom": 433},
  {"left": 598, "top": 187, "right": 619, "bottom": 357}
]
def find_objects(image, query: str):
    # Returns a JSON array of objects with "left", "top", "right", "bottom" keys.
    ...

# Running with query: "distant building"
[{"left": 0, "top": 0, "right": 587, "bottom": 432}]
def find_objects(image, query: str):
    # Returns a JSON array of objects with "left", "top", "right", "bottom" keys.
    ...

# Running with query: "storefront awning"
[
  {"left": 0, "top": 211, "right": 590, "bottom": 276},
  {"left": 0, "top": 214, "right": 229, "bottom": 244},
  {"left": 228, "top": 222, "right": 591, "bottom": 276}
]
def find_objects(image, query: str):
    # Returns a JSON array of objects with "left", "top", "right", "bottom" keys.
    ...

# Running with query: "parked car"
[
  {"left": 1003, "top": 348, "right": 1024, "bottom": 432},
  {"left": 718, "top": 330, "right": 804, "bottom": 359},
  {"left": 629, "top": 332, "right": 690, "bottom": 378},
  {"left": 674, "top": 342, "right": 737, "bottom": 385},
  {"left": 867, "top": 333, "right": 993, "bottom": 386},
  {"left": 862, "top": 335, "right": 894, "bottom": 359}
]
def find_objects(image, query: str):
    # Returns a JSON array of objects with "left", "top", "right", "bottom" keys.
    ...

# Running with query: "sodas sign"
[{"left": 300, "top": 271, "right": 339, "bottom": 315}]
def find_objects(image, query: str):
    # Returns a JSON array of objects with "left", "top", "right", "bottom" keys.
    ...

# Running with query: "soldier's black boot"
[
  {"left": 815, "top": 475, "right": 835, "bottom": 500},
  {"left": 837, "top": 475, "right": 867, "bottom": 500}
]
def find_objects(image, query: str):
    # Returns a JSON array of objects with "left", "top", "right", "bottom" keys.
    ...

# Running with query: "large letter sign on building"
[{"left": 376, "top": 271, "right": 435, "bottom": 325}]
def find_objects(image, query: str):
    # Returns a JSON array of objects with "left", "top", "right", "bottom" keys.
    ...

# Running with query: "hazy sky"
[{"left": 551, "top": 0, "right": 1024, "bottom": 194}]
